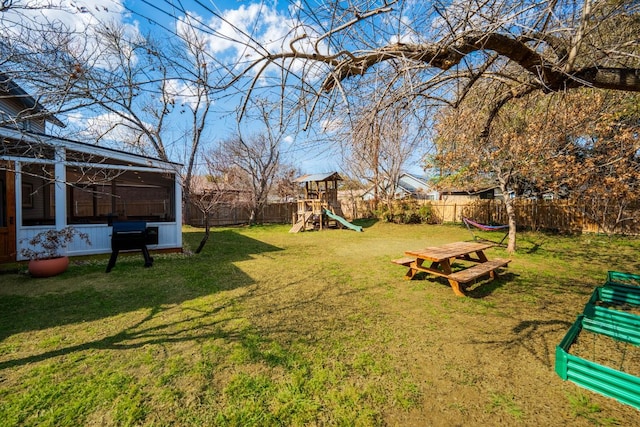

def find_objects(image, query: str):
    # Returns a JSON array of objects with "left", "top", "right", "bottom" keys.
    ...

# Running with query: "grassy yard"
[{"left": 1, "top": 221, "right": 639, "bottom": 426}]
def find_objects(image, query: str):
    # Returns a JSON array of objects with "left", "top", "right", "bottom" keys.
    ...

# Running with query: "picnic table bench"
[
  {"left": 390, "top": 257, "right": 415, "bottom": 267},
  {"left": 392, "top": 241, "right": 511, "bottom": 296}
]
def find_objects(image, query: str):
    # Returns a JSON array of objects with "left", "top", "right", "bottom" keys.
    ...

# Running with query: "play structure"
[
  {"left": 463, "top": 216, "right": 509, "bottom": 245},
  {"left": 555, "top": 271, "right": 640, "bottom": 409},
  {"left": 289, "top": 172, "right": 362, "bottom": 233}
]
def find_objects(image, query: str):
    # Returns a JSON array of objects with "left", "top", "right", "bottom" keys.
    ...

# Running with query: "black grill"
[{"left": 106, "top": 221, "right": 155, "bottom": 272}]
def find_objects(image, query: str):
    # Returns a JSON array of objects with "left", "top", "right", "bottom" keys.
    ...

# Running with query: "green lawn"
[{"left": 1, "top": 222, "right": 639, "bottom": 426}]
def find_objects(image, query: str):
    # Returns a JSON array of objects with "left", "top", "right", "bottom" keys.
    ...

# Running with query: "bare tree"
[
  {"left": 273, "top": 166, "right": 302, "bottom": 202},
  {"left": 228, "top": 1, "right": 639, "bottom": 133},
  {"left": 0, "top": 3, "right": 95, "bottom": 127},
  {"left": 188, "top": 174, "right": 230, "bottom": 254},
  {"left": 207, "top": 132, "right": 280, "bottom": 225},
  {"left": 78, "top": 19, "right": 218, "bottom": 222},
  {"left": 2, "top": 7, "right": 217, "bottom": 221},
  {"left": 205, "top": 98, "right": 290, "bottom": 225},
  {"left": 343, "top": 99, "right": 423, "bottom": 209}
]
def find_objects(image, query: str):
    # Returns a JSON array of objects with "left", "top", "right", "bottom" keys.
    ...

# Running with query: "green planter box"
[
  {"left": 606, "top": 271, "right": 640, "bottom": 289},
  {"left": 555, "top": 275, "right": 640, "bottom": 409},
  {"left": 556, "top": 315, "right": 640, "bottom": 409},
  {"left": 582, "top": 285, "right": 640, "bottom": 345}
]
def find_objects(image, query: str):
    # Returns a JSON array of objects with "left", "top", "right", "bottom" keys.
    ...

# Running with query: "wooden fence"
[
  {"left": 432, "top": 199, "right": 640, "bottom": 235},
  {"left": 339, "top": 198, "right": 640, "bottom": 235},
  {"left": 187, "top": 199, "right": 640, "bottom": 235},
  {"left": 187, "top": 202, "right": 296, "bottom": 227},
  {"left": 430, "top": 200, "right": 587, "bottom": 231}
]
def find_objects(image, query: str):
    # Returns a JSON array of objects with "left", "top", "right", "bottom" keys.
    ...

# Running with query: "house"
[
  {"left": 361, "top": 173, "right": 438, "bottom": 201},
  {"left": 438, "top": 185, "right": 505, "bottom": 203},
  {"left": 0, "top": 71, "right": 65, "bottom": 132},
  {"left": 0, "top": 73, "right": 182, "bottom": 263}
]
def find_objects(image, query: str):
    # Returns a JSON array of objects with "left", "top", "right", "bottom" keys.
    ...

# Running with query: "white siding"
[
  {"left": 0, "top": 98, "right": 46, "bottom": 133},
  {"left": 16, "top": 222, "right": 180, "bottom": 261}
]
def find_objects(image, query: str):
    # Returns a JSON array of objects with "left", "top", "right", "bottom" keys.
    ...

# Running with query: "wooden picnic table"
[{"left": 393, "top": 241, "right": 510, "bottom": 296}]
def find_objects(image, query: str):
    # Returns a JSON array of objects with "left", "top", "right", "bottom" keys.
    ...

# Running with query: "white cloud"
[
  {"left": 3, "top": 0, "right": 141, "bottom": 66},
  {"left": 320, "top": 117, "right": 345, "bottom": 133},
  {"left": 175, "top": 2, "right": 327, "bottom": 73},
  {"left": 164, "top": 78, "right": 210, "bottom": 110},
  {"left": 75, "top": 111, "right": 151, "bottom": 151},
  {"left": 207, "top": 3, "right": 283, "bottom": 55},
  {"left": 4, "top": 0, "right": 126, "bottom": 34}
]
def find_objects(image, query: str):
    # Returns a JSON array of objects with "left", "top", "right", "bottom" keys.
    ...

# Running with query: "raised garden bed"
[
  {"left": 569, "top": 328, "right": 640, "bottom": 378},
  {"left": 606, "top": 270, "right": 640, "bottom": 288},
  {"left": 555, "top": 272, "right": 640, "bottom": 409}
]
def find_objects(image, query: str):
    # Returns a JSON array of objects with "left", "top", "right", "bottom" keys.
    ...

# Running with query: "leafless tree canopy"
[
  {"left": 232, "top": 0, "right": 639, "bottom": 131},
  {"left": 342, "top": 100, "right": 422, "bottom": 206},
  {"left": 206, "top": 132, "right": 281, "bottom": 225},
  {"left": 2, "top": 1, "right": 639, "bottom": 199},
  {"left": 3, "top": 1, "right": 638, "bottom": 139},
  {"left": 1, "top": 4, "right": 221, "bottom": 214}
]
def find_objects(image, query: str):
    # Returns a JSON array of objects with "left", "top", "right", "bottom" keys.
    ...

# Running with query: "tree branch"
[{"left": 319, "top": 32, "right": 640, "bottom": 93}]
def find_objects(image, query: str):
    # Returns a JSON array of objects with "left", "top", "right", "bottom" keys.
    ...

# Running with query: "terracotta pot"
[{"left": 28, "top": 256, "right": 70, "bottom": 278}]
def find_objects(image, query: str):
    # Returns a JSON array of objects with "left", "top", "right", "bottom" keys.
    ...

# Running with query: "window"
[
  {"left": 67, "top": 167, "right": 175, "bottom": 224},
  {"left": 21, "top": 163, "right": 55, "bottom": 226},
  {"left": 0, "top": 174, "right": 6, "bottom": 228}
]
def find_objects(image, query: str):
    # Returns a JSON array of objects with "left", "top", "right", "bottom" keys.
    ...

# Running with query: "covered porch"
[{"left": 1, "top": 129, "right": 182, "bottom": 262}]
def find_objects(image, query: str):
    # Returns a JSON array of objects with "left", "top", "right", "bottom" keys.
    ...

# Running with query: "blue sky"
[
  {"left": 120, "top": 0, "right": 345, "bottom": 174},
  {"left": 8, "top": 0, "right": 425, "bottom": 176}
]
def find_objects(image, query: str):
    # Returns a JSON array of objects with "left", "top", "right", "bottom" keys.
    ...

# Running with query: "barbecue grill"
[{"left": 106, "top": 221, "right": 155, "bottom": 273}]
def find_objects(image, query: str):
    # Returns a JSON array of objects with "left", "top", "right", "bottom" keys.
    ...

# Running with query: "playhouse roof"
[{"left": 294, "top": 172, "right": 342, "bottom": 183}]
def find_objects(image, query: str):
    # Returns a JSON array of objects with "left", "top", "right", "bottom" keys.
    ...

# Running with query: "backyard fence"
[
  {"left": 435, "top": 199, "right": 640, "bottom": 235},
  {"left": 336, "top": 197, "right": 640, "bottom": 235},
  {"left": 187, "top": 202, "right": 296, "bottom": 227},
  {"left": 187, "top": 198, "right": 640, "bottom": 235},
  {"left": 431, "top": 199, "right": 588, "bottom": 231}
]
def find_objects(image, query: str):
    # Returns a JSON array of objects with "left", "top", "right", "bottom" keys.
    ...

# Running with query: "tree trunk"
[
  {"left": 195, "top": 212, "right": 210, "bottom": 254},
  {"left": 504, "top": 196, "right": 517, "bottom": 253},
  {"left": 183, "top": 197, "right": 191, "bottom": 226}
]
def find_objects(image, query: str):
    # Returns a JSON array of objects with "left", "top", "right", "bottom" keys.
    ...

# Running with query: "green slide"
[{"left": 323, "top": 209, "right": 363, "bottom": 232}]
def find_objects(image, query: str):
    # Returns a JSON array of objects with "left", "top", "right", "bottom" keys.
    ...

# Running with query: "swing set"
[{"left": 462, "top": 217, "right": 509, "bottom": 246}]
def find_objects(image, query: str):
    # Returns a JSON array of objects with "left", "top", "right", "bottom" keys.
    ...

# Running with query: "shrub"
[
  {"left": 375, "top": 200, "right": 434, "bottom": 224},
  {"left": 19, "top": 226, "right": 91, "bottom": 260}
]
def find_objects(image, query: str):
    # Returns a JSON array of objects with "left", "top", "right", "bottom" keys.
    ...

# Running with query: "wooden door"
[{"left": 0, "top": 163, "right": 16, "bottom": 263}]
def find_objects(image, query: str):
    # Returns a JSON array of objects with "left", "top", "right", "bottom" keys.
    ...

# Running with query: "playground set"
[{"left": 289, "top": 172, "right": 362, "bottom": 233}]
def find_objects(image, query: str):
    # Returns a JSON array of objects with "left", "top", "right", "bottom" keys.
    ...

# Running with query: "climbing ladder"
[{"left": 289, "top": 212, "right": 313, "bottom": 233}]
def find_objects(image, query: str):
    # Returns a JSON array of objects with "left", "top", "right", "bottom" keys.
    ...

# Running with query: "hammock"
[{"left": 462, "top": 217, "right": 509, "bottom": 245}]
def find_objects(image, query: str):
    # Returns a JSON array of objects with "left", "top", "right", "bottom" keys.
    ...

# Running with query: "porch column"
[
  {"left": 14, "top": 161, "right": 22, "bottom": 228},
  {"left": 174, "top": 172, "right": 182, "bottom": 247},
  {"left": 54, "top": 147, "right": 66, "bottom": 229}
]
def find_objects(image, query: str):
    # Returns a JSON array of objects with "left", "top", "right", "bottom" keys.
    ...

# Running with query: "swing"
[{"left": 462, "top": 217, "right": 509, "bottom": 245}]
